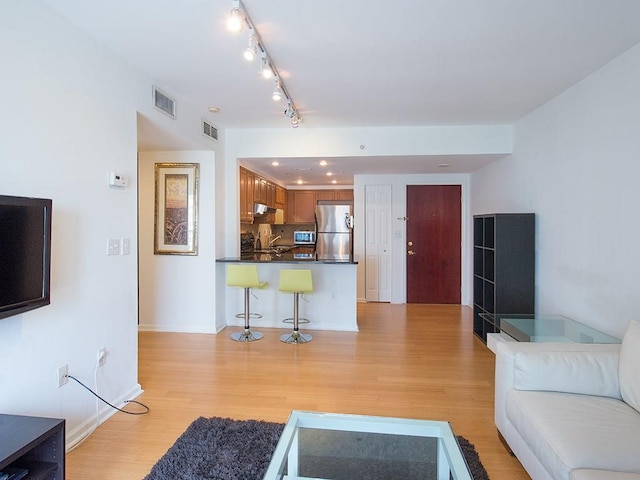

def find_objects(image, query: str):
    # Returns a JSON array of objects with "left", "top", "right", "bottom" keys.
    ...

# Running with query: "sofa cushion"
[
  {"left": 514, "top": 350, "right": 621, "bottom": 399},
  {"left": 506, "top": 390, "right": 640, "bottom": 480},
  {"left": 570, "top": 470, "right": 640, "bottom": 480},
  {"left": 619, "top": 319, "right": 640, "bottom": 413}
]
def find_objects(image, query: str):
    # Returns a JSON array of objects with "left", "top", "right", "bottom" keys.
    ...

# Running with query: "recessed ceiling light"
[
  {"left": 208, "top": 106, "right": 220, "bottom": 113},
  {"left": 319, "top": 160, "right": 328, "bottom": 167},
  {"left": 296, "top": 179, "right": 304, "bottom": 185},
  {"left": 271, "top": 161, "right": 280, "bottom": 166},
  {"left": 326, "top": 172, "right": 333, "bottom": 176},
  {"left": 331, "top": 180, "right": 337, "bottom": 184}
]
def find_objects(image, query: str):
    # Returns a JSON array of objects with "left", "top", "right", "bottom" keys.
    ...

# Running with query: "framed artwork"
[{"left": 154, "top": 163, "right": 199, "bottom": 255}]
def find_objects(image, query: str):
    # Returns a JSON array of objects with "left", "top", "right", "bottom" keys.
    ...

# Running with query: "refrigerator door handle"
[{"left": 345, "top": 215, "right": 354, "bottom": 229}]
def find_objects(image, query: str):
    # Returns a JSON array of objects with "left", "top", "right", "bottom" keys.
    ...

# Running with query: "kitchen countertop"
[{"left": 217, "top": 253, "right": 358, "bottom": 264}]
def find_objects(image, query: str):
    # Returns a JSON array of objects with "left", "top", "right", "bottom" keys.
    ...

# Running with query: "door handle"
[{"left": 407, "top": 250, "right": 415, "bottom": 256}]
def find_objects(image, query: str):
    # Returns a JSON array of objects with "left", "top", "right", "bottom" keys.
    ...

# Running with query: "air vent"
[
  {"left": 202, "top": 120, "right": 218, "bottom": 141},
  {"left": 153, "top": 86, "right": 176, "bottom": 119}
]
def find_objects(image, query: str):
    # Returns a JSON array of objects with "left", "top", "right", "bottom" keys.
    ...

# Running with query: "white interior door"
[{"left": 365, "top": 185, "right": 392, "bottom": 302}]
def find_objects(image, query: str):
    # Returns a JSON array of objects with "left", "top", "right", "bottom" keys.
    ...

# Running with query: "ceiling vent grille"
[
  {"left": 153, "top": 86, "right": 176, "bottom": 119},
  {"left": 202, "top": 120, "right": 218, "bottom": 141}
]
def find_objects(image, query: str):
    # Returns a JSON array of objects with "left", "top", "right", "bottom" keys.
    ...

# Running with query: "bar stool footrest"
[
  {"left": 283, "top": 317, "right": 309, "bottom": 324},
  {"left": 235, "top": 312, "right": 263, "bottom": 319}
]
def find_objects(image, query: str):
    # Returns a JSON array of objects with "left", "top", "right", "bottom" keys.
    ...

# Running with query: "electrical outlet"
[
  {"left": 57, "top": 364, "right": 68, "bottom": 388},
  {"left": 97, "top": 347, "right": 107, "bottom": 367}
]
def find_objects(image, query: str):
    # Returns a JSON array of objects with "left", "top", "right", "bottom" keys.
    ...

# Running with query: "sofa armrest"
[{"left": 494, "top": 342, "right": 621, "bottom": 434}]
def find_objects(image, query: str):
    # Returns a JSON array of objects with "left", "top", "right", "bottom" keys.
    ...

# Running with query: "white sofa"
[{"left": 494, "top": 319, "right": 640, "bottom": 480}]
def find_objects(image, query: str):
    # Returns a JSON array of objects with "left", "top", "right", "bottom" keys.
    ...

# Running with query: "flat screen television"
[{"left": 0, "top": 195, "right": 52, "bottom": 320}]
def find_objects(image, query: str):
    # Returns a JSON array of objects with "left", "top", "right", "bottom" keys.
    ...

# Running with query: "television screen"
[{"left": 0, "top": 195, "right": 52, "bottom": 320}]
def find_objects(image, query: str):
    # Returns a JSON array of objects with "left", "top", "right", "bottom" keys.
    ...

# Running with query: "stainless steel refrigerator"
[{"left": 315, "top": 201, "right": 354, "bottom": 260}]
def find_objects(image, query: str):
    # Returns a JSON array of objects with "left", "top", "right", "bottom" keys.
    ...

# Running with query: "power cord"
[{"left": 67, "top": 374, "right": 150, "bottom": 415}]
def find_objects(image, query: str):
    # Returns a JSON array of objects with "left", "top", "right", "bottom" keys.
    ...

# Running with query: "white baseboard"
[{"left": 65, "top": 383, "right": 144, "bottom": 451}]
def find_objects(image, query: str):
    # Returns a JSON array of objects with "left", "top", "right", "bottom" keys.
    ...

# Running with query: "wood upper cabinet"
[
  {"left": 239, "top": 167, "right": 254, "bottom": 223},
  {"left": 336, "top": 189, "right": 354, "bottom": 201},
  {"left": 241, "top": 167, "right": 352, "bottom": 224},
  {"left": 254, "top": 176, "right": 267, "bottom": 204},
  {"left": 287, "top": 190, "right": 316, "bottom": 224},
  {"left": 275, "top": 185, "right": 286, "bottom": 209},
  {"left": 266, "top": 182, "right": 275, "bottom": 208},
  {"left": 316, "top": 189, "right": 354, "bottom": 201},
  {"left": 286, "top": 189, "right": 354, "bottom": 224},
  {"left": 315, "top": 190, "right": 336, "bottom": 201}
]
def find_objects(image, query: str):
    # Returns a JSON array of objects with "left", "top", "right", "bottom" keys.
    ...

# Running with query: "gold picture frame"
[{"left": 154, "top": 163, "right": 199, "bottom": 255}]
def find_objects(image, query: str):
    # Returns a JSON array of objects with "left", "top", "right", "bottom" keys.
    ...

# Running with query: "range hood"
[{"left": 253, "top": 203, "right": 276, "bottom": 216}]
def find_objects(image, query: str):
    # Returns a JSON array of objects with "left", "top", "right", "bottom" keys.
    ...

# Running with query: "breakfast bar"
[{"left": 216, "top": 254, "right": 358, "bottom": 332}]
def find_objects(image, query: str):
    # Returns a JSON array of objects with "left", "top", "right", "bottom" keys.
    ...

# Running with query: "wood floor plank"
[{"left": 66, "top": 303, "right": 530, "bottom": 479}]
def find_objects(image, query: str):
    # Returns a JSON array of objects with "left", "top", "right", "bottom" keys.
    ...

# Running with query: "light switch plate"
[{"left": 107, "top": 238, "right": 120, "bottom": 255}]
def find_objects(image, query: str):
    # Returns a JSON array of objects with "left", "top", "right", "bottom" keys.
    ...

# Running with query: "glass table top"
[
  {"left": 483, "top": 313, "right": 620, "bottom": 344},
  {"left": 264, "top": 411, "right": 472, "bottom": 480}
]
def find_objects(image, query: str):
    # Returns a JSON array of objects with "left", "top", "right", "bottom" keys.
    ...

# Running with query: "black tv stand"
[{"left": 0, "top": 414, "right": 65, "bottom": 480}]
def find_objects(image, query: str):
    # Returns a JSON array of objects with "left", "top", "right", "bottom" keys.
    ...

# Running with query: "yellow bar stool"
[
  {"left": 279, "top": 269, "right": 313, "bottom": 344},
  {"left": 227, "top": 264, "right": 268, "bottom": 342}
]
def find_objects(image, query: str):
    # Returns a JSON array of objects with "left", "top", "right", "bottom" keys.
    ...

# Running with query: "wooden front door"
[{"left": 406, "top": 185, "right": 461, "bottom": 304}]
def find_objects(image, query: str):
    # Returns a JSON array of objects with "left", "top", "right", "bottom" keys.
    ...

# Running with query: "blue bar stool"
[
  {"left": 279, "top": 269, "right": 313, "bottom": 344},
  {"left": 227, "top": 264, "right": 267, "bottom": 342}
]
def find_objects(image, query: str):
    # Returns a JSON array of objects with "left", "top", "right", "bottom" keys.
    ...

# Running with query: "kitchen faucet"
[{"left": 267, "top": 234, "right": 281, "bottom": 247}]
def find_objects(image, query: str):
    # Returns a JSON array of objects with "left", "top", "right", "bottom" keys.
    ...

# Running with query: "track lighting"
[
  {"left": 227, "top": 0, "right": 302, "bottom": 127},
  {"left": 227, "top": 0, "right": 243, "bottom": 32},
  {"left": 243, "top": 29, "right": 257, "bottom": 61},
  {"left": 272, "top": 78, "right": 282, "bottom": 101},
  {"left": 260, "top": 53, "right": 273, "bottom": 79},
  {"left": 284, "top": 101, "right": 295, "bottom": 118}
]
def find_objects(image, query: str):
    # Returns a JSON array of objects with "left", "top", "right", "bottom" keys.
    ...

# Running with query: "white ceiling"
[{"left": 44, "top": 0, "right": 640, "bottom": 186}]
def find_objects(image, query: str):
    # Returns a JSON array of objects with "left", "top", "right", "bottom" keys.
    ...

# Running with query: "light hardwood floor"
[{"left": 66, "top": 303, "right": 529, "bottom": 479}]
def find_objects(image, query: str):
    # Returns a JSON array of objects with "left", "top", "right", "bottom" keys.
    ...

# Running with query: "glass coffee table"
[
  {"left": 264, "top": 411, "right": 472, "bottom": 480},
  {"left": 494, "top": 314, "right": 620, "bottom": 344}
]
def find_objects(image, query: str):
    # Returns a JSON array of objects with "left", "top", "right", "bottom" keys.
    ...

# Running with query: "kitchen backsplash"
[{"left": 241, "top": 223, "right": 314, "bottom": 245}]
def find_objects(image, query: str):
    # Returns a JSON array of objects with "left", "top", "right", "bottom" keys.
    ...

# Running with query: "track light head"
[
  {"left": 227, "top": 1, "right": 244, "bottom": 32},
  {"left": 261, "top": 62, "right": 273, "bottom": 79},
  {"left": 243, "top": 29, "right": 257, "bottom": 61},
  {"left": 272, "top": 78, "right": 282, "bottom": 101},
  {"left": 284, "top": 101, "right": 295, "bottom": 118}
]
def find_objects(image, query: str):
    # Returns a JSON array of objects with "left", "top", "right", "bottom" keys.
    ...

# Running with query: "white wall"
[
  {"left": 471, "top": 43, "right": 640, "bottom": 338},
  {"left": 0, "top": 2, "right": 213, "bottom": 447},
  {"left": 138, "top": 151, "right": 218, "bottom": 333}
]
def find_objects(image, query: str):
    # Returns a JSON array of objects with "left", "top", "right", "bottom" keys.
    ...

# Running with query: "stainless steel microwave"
[{"left": 293, "top": 231, "right": 316, "bottom": 245}]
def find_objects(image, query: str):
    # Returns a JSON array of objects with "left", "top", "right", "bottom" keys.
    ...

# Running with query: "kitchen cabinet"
[
  {"left": 473, "top": 213, "right": 535, "bottom": 343},
  {"left": 287, "top": 190, "right": 316, "bottom": 224},
  {"left": 239, "top": 167, "right": 254, "bottom": 224},
  {"left": 315, "top": 190, "right": 354, "bottom": 201},
  {"left": 286, "top": 189, "right": 354, "bottom": 224},
  {"left": 275, "top": 185, "right": 286, "bottom": 209},
  {"left": 254, "top": 176, "right": 267, "bottom": 204},
  {"left": 336, "top": 189, "right": 354, "bottom": 201},
  {"left": 316, "top": 190, "right": 336, "bottom": 201},
  {"left": 266, "top": 182, "right": 275, "bottom": 208}
]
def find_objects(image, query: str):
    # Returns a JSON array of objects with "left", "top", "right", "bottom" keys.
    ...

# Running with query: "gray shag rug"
[{"left": 143, "top": 416, "right": 490, "bottom": 480}]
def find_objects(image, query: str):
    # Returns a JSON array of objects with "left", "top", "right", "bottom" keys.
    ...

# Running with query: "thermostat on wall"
[{"left": 109, "top": 171, "right": 128, "bottom": 188}]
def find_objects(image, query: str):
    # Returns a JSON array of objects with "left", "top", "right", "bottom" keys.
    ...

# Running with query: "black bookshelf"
[
  {"left": 0, "top": 414, "right": 65, "bottom": 480},
  {"left": 473, "top": 213, "right": 535, "bottom": 343}
]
